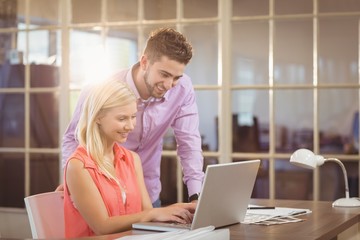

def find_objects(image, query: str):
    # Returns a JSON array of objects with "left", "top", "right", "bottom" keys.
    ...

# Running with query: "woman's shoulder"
[
  {"left": 69, "top": 146, "right": 88, "bottom": 162},
  {"left": 66, "top": 146, "right": 96, "bottom": 169}
]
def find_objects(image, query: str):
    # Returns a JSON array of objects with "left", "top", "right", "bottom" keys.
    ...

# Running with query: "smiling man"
[{"left": 61, "top": 28, "right": 204, "bottom": 207}]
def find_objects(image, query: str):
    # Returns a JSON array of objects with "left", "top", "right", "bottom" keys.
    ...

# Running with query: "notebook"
[{"left": 132, "top": 159, "right": 261, "bottom": 232}]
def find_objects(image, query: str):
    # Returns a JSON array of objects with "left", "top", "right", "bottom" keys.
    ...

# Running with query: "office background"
[{"left": 1, "top": 0, "right": 360, "bottom": 238}]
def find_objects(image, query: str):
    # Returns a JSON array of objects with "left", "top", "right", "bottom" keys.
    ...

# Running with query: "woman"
[{"left": 64, "top": 79, "right": 195, "bottom": 238}]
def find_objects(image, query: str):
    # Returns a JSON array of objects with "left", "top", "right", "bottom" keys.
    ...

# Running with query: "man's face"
[{"left": 142, "top": 56, "right": 186, "bottom": 98}]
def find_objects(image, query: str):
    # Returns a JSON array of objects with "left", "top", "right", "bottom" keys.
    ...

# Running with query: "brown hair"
[{"left": 144, "top": 28, "right": 193, "bottom": 65}]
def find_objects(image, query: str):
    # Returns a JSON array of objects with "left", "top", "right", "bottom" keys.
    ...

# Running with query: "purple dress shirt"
[{"left": 61, "top": 63, "right": 204, "bottom": 203}]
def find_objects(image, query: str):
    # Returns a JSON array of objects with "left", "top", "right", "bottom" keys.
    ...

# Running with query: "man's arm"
[
  {"left": 61, "top": 87, "right": 90, "bottom": 169},
  {"left": 172, "top": 86, "right": 204, "bottom": 200}
]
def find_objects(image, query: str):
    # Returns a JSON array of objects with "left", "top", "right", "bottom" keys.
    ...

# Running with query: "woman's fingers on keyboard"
[{"left": 173, "top": 209, "right": 192, "bottom": 223}]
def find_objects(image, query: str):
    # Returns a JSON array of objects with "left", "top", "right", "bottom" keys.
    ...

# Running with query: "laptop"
[{"left": 132, "top": 159, "right": 261, "bottom": 232}]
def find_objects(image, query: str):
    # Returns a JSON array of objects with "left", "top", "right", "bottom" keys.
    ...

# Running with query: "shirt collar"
[
  {"left": 79, "top": 144, "right": 126, "bottom": 171},
  {"left": 113, "top": 143, "right": 126, "bottom": 162}
]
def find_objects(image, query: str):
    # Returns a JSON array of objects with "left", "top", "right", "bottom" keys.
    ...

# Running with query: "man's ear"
[{"left": 140, "top": 55, "right": 148, "bottom": 71}]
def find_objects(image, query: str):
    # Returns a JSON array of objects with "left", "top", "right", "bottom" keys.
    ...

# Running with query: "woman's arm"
[{"left": 66, "top": 158, "right": 196, "bottom": 235}]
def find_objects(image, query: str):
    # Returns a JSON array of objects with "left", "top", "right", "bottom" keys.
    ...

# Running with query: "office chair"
[{"left": 24, "top": 191, "right": 65, "bottom": 239}]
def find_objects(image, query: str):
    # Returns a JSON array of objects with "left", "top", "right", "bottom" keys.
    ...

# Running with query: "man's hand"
[{"left": 55, "top": 184, "right": 64, "bottom": 192}]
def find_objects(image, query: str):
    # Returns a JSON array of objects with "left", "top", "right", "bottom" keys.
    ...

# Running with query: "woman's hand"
[{"left": 146, "top": 202, "right": 197, "bottom": 224}]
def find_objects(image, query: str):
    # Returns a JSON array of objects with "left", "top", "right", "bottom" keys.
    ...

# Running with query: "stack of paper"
[{"left": 242, "top": 205, "right": 312, "bottom": 225}]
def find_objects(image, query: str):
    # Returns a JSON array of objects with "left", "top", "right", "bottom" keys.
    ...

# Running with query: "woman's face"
[{"left": 97, "top": 102, "right": 137, "bottom": 145}]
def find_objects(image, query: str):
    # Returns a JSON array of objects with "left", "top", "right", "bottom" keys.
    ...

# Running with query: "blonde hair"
[{"left": 76, "top": 79, "right": 136, "bottom": 180}]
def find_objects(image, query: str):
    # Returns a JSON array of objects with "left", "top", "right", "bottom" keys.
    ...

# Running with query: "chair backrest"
[{"left": 24, "top": 191, "right": 64, "bottom": 239}]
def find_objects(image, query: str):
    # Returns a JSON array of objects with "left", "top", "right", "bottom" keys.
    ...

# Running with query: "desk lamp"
[{"left": 290, "top": 148, "right": 360, "bottom": 208}]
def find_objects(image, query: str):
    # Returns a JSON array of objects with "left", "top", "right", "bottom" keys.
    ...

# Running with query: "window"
[{"left": 0, "top": 0, "right": 359, "bottom": 208}]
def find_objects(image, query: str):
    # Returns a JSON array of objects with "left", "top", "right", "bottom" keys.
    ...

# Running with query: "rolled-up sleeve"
[
  {"left": 61, "top": 87, "right": 90, "bottom": 169},
  {"left": 172, "top": 86, "right": 204, "bottom": 197}
]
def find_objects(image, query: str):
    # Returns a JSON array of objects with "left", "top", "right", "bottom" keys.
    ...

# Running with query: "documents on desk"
[
  {"left": 116, "top": 226, "right": 229, "bottom": 240},
  {"left": 242, "top": 204, "right": 312, "bottom": 226}
]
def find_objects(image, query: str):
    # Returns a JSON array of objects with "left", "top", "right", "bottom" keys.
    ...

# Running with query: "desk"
[
  {"left": 95, "top": 199, "right": 360, "bottom": 240},
  {"left": 232, "top": 199, "right": 360, "bottom": 240}
]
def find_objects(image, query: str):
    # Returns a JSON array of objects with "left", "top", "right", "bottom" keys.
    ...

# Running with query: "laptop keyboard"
[
  {"left": 163, "top": 222, "right": 191, "bottom": 228},
  {"left": 170, "top": 222, "right": 191, "bottom": 228}
]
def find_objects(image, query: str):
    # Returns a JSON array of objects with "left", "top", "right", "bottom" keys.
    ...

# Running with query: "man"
[{"left": 61, "top": 28, "right": 204, "bottom": 207}]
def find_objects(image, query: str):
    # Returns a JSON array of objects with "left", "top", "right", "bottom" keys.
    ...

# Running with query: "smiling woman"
[{"left": 63, "top": 79, "right": 196, "bottom": 238}]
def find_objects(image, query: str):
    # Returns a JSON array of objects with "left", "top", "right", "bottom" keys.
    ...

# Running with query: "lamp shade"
[{"left": 290, "top": 148, "right": 325, "bottom": 169}]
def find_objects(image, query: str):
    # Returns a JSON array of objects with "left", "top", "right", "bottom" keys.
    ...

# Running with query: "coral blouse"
[{"left": 64, "top": 144, "right": 142, "bottom": 238}]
